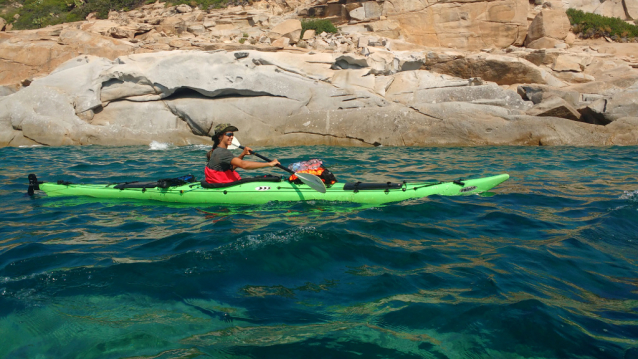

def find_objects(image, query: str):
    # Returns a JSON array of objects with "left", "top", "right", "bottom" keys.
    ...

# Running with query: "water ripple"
[{"left": 1, "top": 145, "right": 638, "bottom": 358}]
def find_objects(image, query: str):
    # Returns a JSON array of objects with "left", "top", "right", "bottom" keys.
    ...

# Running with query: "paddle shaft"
[{"left": 238, "top": 146, "right": 294, "bottom": 174}]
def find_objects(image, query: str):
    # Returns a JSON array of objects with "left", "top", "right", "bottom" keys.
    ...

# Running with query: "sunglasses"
[{"left": 224, "top": 132, "right": 234, "bottom": 137}]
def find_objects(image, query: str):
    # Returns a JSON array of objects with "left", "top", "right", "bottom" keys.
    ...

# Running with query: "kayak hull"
[{"left": 37, "top": 174, "right": 509, "bottom": 205}]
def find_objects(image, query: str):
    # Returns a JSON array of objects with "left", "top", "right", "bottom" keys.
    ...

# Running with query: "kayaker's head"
[{"left": 209, "top": 124, "right": 239, "bottom": 159}]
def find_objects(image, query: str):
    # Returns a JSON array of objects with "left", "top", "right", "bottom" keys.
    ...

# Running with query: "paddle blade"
[
  {"left": 295, "top": 172, "right": 326, "bottom": 193},
  {"left": 228, "top": 137, "right": 241, "bottom": 150}
]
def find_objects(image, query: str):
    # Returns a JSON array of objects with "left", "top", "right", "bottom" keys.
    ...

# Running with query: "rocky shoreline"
[{"left": 1, "top": 0, "right": 638, "bottom": 147}]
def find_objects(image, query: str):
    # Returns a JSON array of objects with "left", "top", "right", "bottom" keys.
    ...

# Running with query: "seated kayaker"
[{"left": 205, "top": 123, "right": 280, "bottom": 184}]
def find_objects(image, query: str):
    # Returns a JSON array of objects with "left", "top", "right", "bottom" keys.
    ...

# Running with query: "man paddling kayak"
[{"left": 205, "top": 123, "right": 280, "bottom": 184}]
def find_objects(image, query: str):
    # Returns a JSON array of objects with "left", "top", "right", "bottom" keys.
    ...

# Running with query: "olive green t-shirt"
[{"left": 207, "top": 148, "right": 235, "bottom": 172}]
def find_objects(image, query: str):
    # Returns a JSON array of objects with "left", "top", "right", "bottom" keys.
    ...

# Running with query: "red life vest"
[{"left": 205, "top": 166, "right": 241, "bottom": 184}]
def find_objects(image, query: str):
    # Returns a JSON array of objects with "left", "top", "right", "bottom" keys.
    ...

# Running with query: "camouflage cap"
[{"left": 212, "top": 123, "right": 239, "bottom": 139}]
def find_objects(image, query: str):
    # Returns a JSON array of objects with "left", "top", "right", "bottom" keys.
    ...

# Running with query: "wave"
[
  {"left": 148, "top": 141, "right": 174, "bottom": 151},
  {"left": 620, "top": 189, "right": 638, "bottom": 202}
]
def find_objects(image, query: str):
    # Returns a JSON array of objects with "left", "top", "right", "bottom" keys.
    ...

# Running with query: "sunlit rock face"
[
  {"left": 2, "top": 49, "right": 638, "bottom": 148},
  {"left": 384, "top": 0, "right": 528, "bottom": 50}
]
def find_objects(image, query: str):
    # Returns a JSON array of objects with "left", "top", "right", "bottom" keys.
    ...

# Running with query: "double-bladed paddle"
[{"left": 230, "top": 138, "right": 326, "bottom": 193}]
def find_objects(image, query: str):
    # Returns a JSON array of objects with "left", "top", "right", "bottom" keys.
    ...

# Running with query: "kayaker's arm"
[
  {"left": 231, "top": 157, "right": 280, "bottom": 170},
  {"left": 238, "top": 146, "right": 251, "bottom": 160}
]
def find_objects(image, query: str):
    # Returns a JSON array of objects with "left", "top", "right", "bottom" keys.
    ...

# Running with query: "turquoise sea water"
[{"left": 1, "top": 144, "right": 638, "bottom": 359}]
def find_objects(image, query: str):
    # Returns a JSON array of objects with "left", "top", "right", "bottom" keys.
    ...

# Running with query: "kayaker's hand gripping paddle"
[{"left": 232, "top": 138, "right": 326, "bottom": 194}]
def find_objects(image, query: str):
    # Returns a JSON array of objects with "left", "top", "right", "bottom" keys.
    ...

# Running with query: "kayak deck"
[{"left": 35, "top": 174, "right": 510, "bottom": 205}]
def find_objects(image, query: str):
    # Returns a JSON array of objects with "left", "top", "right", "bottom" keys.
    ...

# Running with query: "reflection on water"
[{"left": 1, "top": 145, "right": 638, "bottom": 358}]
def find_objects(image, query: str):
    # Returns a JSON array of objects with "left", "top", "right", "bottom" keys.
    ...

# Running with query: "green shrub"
[
  {"left": 566, "top": 8, "right": 638, "bottom": 39},
  {"left": 0, "top": 10, "right": 19, "bottom": 25},
  {"left": 9, "top": 0, "right": 84, "bottom": 29},
  {"left": 238, "top": 37, "right": 246, "bottom": 44},
  {"left": 170, "top": 0, "right": 229, "bottom": 10},
  {"left": 2, "top": 0, "right": 232, "bottom": 29},
  {"left": 300, "top": 18, "right": 338, "bottom": 39}
]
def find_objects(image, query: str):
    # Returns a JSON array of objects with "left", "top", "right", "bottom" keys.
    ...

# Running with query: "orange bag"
[{"left": 289, "top": 167, "right": 337, "bottom": 185}]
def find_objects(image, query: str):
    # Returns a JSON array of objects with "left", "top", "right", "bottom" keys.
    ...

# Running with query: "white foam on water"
[
  {"left": 215, "top": 226, "right": 319, "bottom": 255},
  {"left": 148, "top": 141, "right": 172, "bottom": 151},
  {"left": 18, "top": 145, "right": 44, "bottom": 148},
  {"left": 620, "top": 189, "right": 638, "bottom": 202}
]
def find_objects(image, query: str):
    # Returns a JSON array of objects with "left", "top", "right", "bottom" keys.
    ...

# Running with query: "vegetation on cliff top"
[
  {"left": 566, "top": 8, "right": 638, "bottom": 40},
  {"left": 0, "top": 0, "right": 231, "bottom": 30},
  {"left": 300, "top": 19, "right": 338, "bottom": 38}
]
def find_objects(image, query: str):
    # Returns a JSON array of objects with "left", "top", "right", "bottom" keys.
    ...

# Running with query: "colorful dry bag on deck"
[{"left": 288, "top": 159, "right": 337, "bottom": 186}]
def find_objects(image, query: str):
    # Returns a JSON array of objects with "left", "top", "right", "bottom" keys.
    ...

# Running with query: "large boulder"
[
  {"left": 525, "top": 9, "right": 571, "bottom": 46},
  {"left": 429, "top": 53, "right": 566, "bottom": 87},
  {"left": 578, "top": 98, "right": 611, "bottom": 125},
  {"left": 603, "top": 88, "right": 638, "bottom": 122},
  {"left": 605, "top": 117, "right": 638, "bottom": 145},
  {"left": 38, "top": 55, "right": 113, "bottom": 114},
  {"left": 411, "top": 83, "right": 533, "bottom": 111},
  {"left": 367, "top": 49, "right": 398, "bottom": 75},
  {"left": 281, "top": 103, "right": 614, "bottom": 146},
  {"left": 100, "top": 79, "right": 159, "bottom": 102},
  {"left": 100, "top": 51, "right": 318, "bottom": 102},
  {"left": 57, "top": 29, "right": 134, "bottom": 58},
  {"left": 108, "top": 26, "right": 137, "bottom": 39},
  {"left": 252, "top": 51, "right": 336, "bottom": 81},
  {"left": 349, "top": 2, "right": 383, "bottom": 21},
  {"left": 0, "top": 85, "right": 89, "bottom": 146},
  {"left": 92, "top": 100, "right": 185, "bottom": 133},
  {"left": 517, "top": 85, "right": 581, "bottom": 106},
  {"left": 271, "top": 37, "right": 290, "bottom": 48},
  {"left": 269, "top": 19, "right": 302, "bottom": 44},
  {"left": 0, "top": 28, "right": 133, "bottom": 86},
  {"left": 552, "top": 54, "right": 591, "bottom": 72},
  {"left": 522, "top": 49, "right": 562, "bottom": 66},
  {"left": 385, "top": 0, "right": 528, "bottom": 50},
  {"left": 594, "top": 0, "right": 628, "bottom": 19},
  {"left": 526, "top": 96, "right": 582, "bottom": 121},
  {"left": 164, "top": 94, "right": 305, "bottom": 139},
  {"left": 412, "top": 102, "right": 515, "bottom": 119},
  {"left": 364, "top": 20, "right": 401, "bottom": 39},
  {"left": 331, "top": 69, "right": 376, "bottom": 91},
  {"left": 302, "top": 29, "right": 315, "bottom": 40},
  {"left": 526, "top": 37, "right": 563, "bottom": 49},
  {"left": 562, "top": 0, "right": 604, "bottom": 13},
  {"left": 349, "top": 6, "right": 366, "bottom": 21},
  {"left": 156, "top": 17, "right": 187, "bottom": 36},
  {"left": 384, "top": 70, "right": 475, "bottom": 102},
  {"left": 80, "top": 20, "right": 121, "bottom": 36},
  {"left": 1, "top": 51, "right": 388, "bottom": 147},
  {"left": 186, "top": 24, "right": 206, "bottom": 36},
  {"left": 176, "top": 4, "right": 193, "bottom": 13},
  {"left": 554, "top": 71, "right": 596, "bottom": 83}
]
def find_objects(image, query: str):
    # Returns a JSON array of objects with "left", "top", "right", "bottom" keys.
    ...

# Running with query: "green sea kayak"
[{"left": 29, "top": 173, "right": 510, "bottom": 205}]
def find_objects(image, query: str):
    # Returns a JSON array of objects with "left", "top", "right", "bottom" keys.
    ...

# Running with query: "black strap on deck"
[
  {"left": 343, "top": 182, "right": 403, "bottom": 193},
  {"left": 113, "top": 181, "right": 160, "bottom": 190}
]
